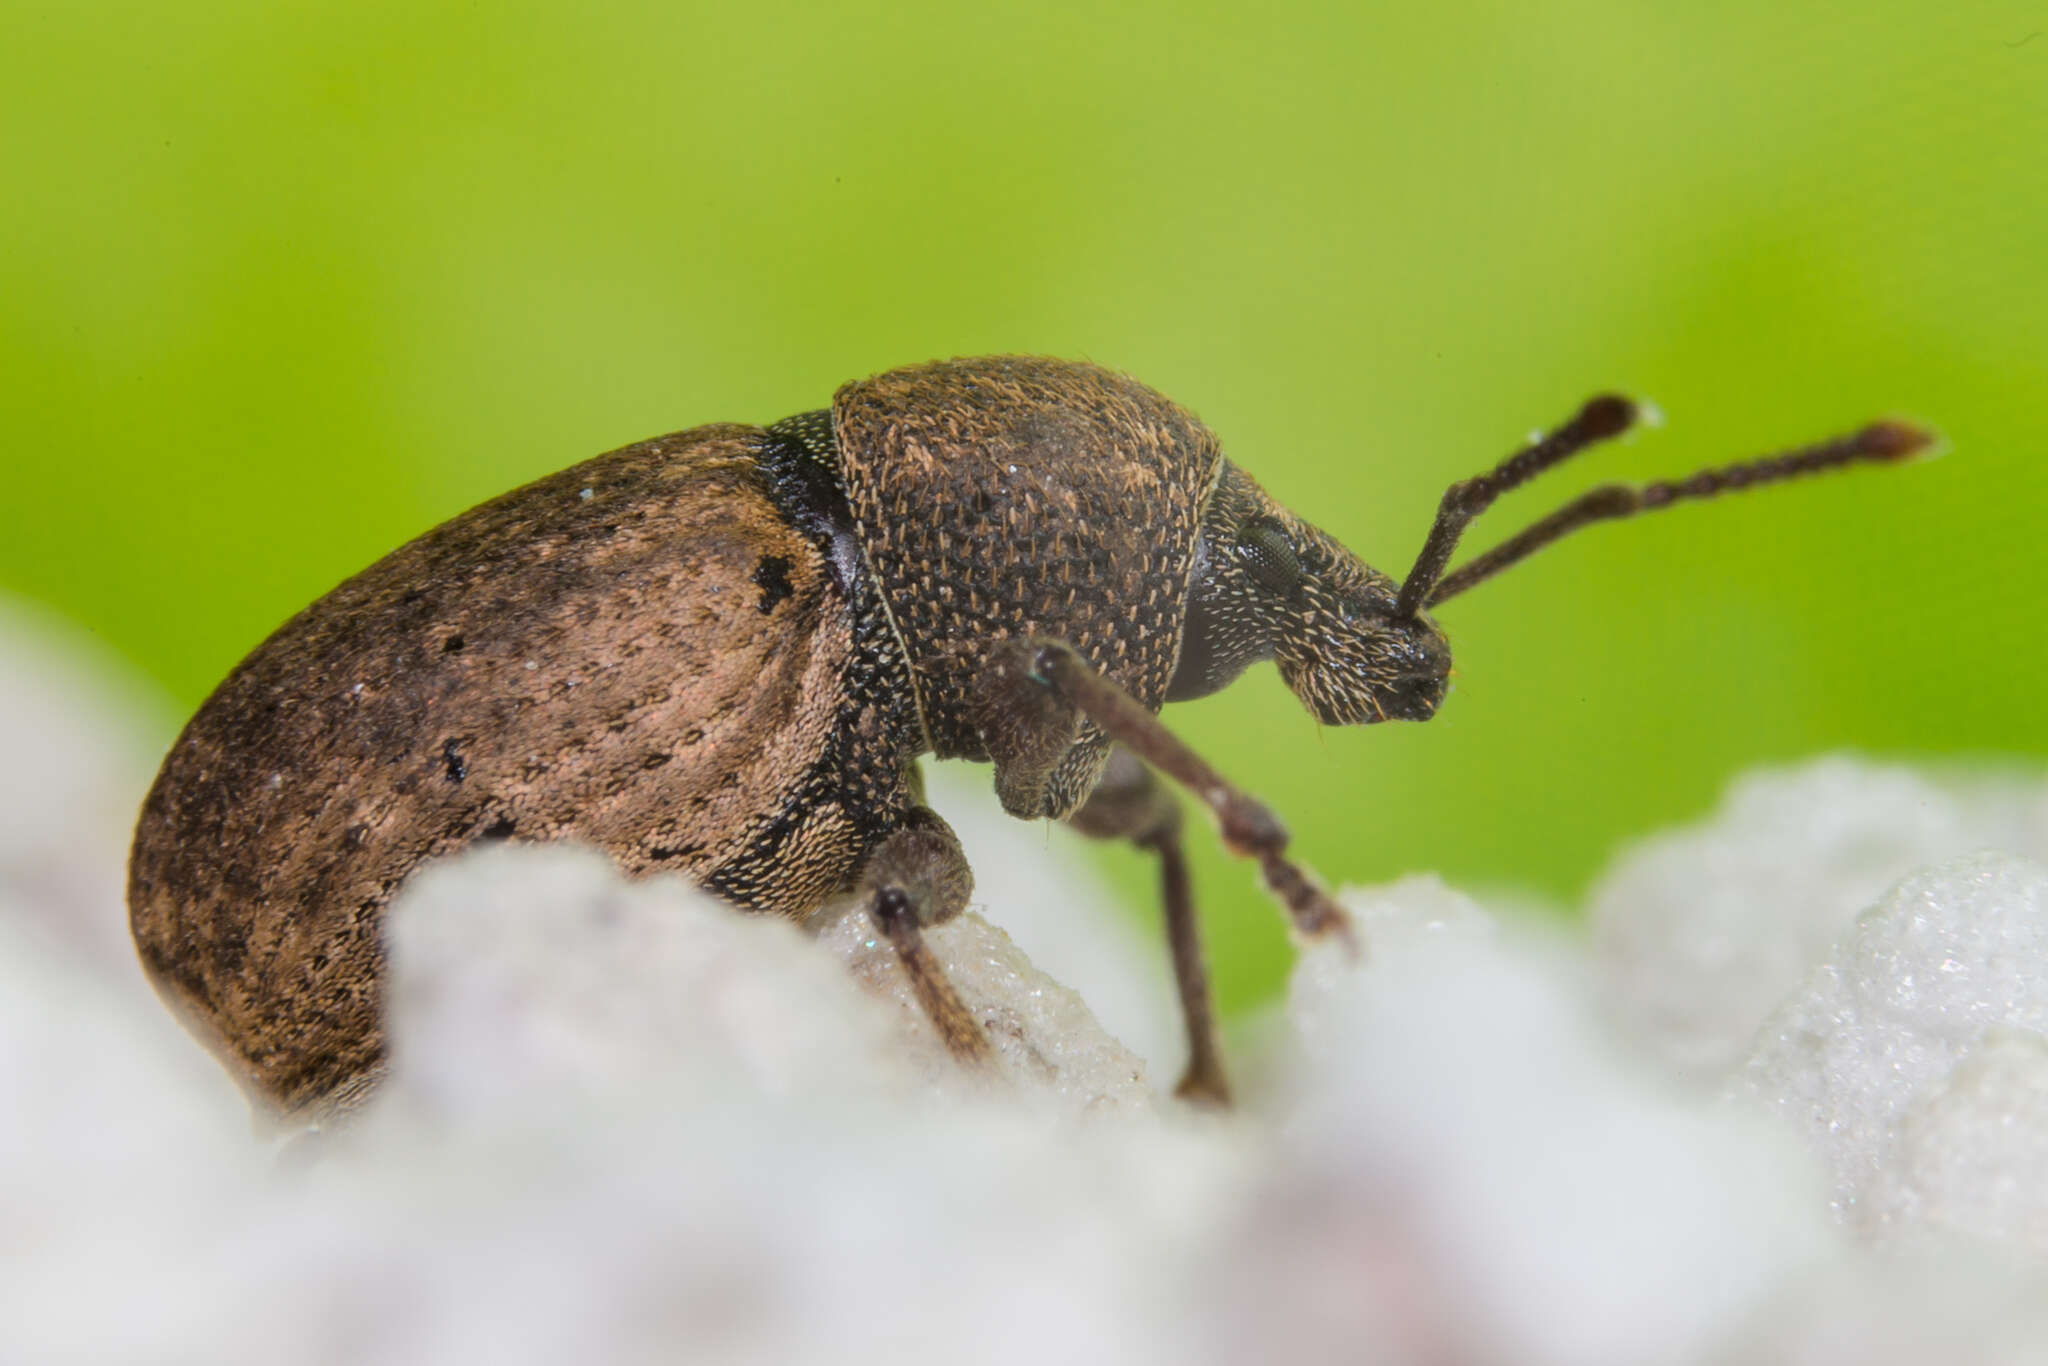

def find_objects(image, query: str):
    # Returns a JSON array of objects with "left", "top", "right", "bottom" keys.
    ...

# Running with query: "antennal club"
[
  {"left": 1394, "top": 395, "right": 1638, "bottom": 618},
  {"left": 1423, "top": 417, "right": 1935, "bottom": 609}
]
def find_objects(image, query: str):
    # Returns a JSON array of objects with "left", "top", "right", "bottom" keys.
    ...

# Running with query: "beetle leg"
[
  {"left": 972, "top": 642, "right": 1086, "bottom": 820},
  {"left": 985, "top": 637, "right": 1356, "bottom": 950},
  {"left": 857, "top": 808, "right": 992, "bottom": 1064},
  {"left": 1067, "top": 748, "right": 1231, "bottom": 1106}
]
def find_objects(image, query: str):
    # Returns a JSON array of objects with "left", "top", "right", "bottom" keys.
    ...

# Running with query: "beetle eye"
[{"left": 1240, "top": 518, "right": 1301, "bottom": 598}]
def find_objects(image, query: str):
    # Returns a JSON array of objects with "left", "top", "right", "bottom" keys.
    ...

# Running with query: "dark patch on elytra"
[
  {"left": 209, "top": 916, "right": 250, "bottom": 975},
  {"left": 751, "top": 555, "right": 795, "bottom": 614},
  {"left": 125, "top": 378, "right": 1105, "bottom": 1118}
]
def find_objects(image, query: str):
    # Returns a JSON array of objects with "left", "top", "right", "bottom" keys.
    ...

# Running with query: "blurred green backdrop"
[{"left": 6, "top": 0, "right": 2043, "bottom": 1013}]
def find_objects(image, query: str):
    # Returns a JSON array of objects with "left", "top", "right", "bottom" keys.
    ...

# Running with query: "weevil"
[{"left": 128, "top": 356, "right": 1930, "bottom": 1121}]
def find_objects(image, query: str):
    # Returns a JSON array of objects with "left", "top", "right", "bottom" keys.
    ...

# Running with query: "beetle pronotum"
[{"left": 128, "top": 356, "right": 1930, "bottom": 1119}]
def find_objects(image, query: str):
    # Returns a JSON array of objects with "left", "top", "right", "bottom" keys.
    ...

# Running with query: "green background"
[{"left": 7, "top": 0, "right": 2043, "bottom": 1013}]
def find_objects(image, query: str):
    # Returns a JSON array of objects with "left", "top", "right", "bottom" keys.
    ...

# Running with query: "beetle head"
[
  {"left": 1166, "top": 462, "right": 1450, "bottom": 725},
  {"left": 1164, "top": 395, "right": 1935, "bottom": 730}
]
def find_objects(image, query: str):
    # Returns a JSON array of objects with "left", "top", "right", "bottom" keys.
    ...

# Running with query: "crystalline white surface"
[
  {"left": 0, "top": 594, "right": 171, "bottom": 977},
  {"left": 1288, "top": 873, "right": 1498, "bottom": 1050},
  {"left": 0, "top": 596, "right": 255, "bottom": 1358},
  {"left": 1592, "top": 758, "right": 2044, "bottom": 1080},
  {"left": 1736, "top": 852, "right": 2048, "bottom": 1244},
  {"left": 812, "top": 897, "right": 1157, "bottom": 1113},
  {"left": 291, "top": 844, "right": 1231, "bottom": 1366},
  {"left": 1891, "top": 1031, "right": 2048, "bottom": 1252},
  {"left": 389, "top": 838, "right": 1156, "bottom": 1122},
  {"left": 0, "top": 901, "right": 255, "bottom": 1360},
  {"left": 9, "top": 598, "right": 2048, "bottom": 1364},
  {"left": 1258, "top": 877, "right": 1835, "bottom": 1366},
  {"left": 924, "top": 760, "right": 1185, "bottom": 1083},
  {"left": 1706, "top": 1246, "right": 2048, "bottom": 1366},
  {"left": 383, "top": 845, "right": 921, "bottom": 1117}
]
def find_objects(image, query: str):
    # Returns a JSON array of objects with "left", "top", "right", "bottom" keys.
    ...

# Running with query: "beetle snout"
[
  {"left": 1282, "top": 614, "right": 1452, "bottom": 727},
  {"left": 1381, "top": 623, "right": 1451, "bottom": 722},
  {"left": 1387, "top": 659, "right": 1448, "bottom": 720}
]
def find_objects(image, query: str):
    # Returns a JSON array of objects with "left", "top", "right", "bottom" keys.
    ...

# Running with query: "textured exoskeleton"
[{"left": 129, "top": 355, "right": 1927, "bottom": 1119}]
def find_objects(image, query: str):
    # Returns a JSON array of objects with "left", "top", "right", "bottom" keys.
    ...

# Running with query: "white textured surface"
[
  {"left": 923, "top": 760, "right": 1185, "bottom": 1085},
  {"left": 0, "top": 906, "right": 255, "bottom": 1362},
  {"left": 1891, "top": 1030, "right": 2048, "bottom": 1252},
  {"left": 1593, "top": 758, "right": 2048, "bottom": 1080},
  {"left": 7, "top": 595, "right": 2048, "bottom": 1363},
  {"left": 1736, "top": 852, "right": 2048, "bottom": 1247},
  {"left": 1707, "top": 1247, "right": 2048, "bottom": 1366},
  {"left": 811, "top": 894, "right": 1157, "bottom": 1114},
  {"left": 0, "top": 596, "right": 171, "bottom": 975},
  {"left": 1269, "top": 877, "right": 1831, "bottom": 1366},
  {"left": 311, "top": 844, "right": 1225, "bottom": 1366},
  {"left": 386, "top": 846, "right": 917, "bottom": 1115}
]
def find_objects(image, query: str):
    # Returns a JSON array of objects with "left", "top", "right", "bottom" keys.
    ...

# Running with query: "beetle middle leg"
[
  {"left": 977, "top": 636, "right": 1354, "bottom": 948},
  {"left": 1066, "top": 748, "right": 1231, "bottom": 1106},
  {"left": 856, "top": 806, "right": 992, "bottom": 1064}
]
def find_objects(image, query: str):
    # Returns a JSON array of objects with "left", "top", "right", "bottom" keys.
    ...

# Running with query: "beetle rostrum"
[{"left": 127, "top": 355, "right": 1931, "bottom": 1120}]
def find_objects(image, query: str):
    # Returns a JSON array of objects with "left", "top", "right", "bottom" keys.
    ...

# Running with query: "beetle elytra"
[{"left": 128, "top": 355, "right": 1931, "bottom": 1119}]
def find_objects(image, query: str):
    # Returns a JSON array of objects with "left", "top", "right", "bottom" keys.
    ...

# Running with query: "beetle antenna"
[
  {"left": 1422, "top": 419, "right": 1936, "bottom": 609},
  {"left": 1394, "top": 395, "right": 1638, "bottom": 618}
]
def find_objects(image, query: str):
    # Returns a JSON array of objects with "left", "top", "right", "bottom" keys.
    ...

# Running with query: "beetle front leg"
[
  {"left": 1066, "top": 748, "right": 1231, "bottom": 1106},
  {"left": 978, "top": 637, "right": 1355, "bottom": 949},
  {"left": 857, "top": 808, "right": 992, "bottom": 1064}
]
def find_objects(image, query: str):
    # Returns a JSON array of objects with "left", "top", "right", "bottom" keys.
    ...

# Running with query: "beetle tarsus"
[{"left": 1259, "top": 853, "right": 1356, "bottom": 953}]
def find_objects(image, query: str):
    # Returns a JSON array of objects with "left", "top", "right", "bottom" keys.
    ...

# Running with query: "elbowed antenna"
[
  {"left": 1393, "top": 395, "right": 1638, "bottom": 619},
  {"left": 1396, "top": 401, "right": 1937, "bottom": 615}
]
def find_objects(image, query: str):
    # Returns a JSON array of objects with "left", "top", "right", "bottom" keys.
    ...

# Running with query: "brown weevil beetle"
[{"left": 128, "top": 355, "right": 1932, "bottom": 1121}]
